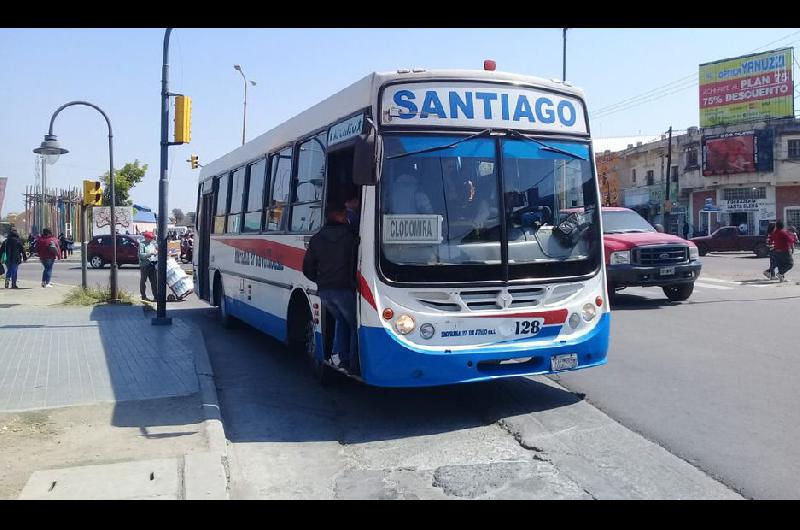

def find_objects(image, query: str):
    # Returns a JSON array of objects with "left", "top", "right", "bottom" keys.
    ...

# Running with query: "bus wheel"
[
  {"left": 302, "top": 312, "right": 330, "bottom": 385},
  {"left": 215, "top": 276, "right": 235, "bottom": 329}
]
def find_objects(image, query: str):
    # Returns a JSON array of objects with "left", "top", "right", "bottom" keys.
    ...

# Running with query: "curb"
[
  {"left": 185, "top": 317, "right": 230, "bottom": 500},
  {"left": 143, "top": 305, "right": 230, "bottom": 499}
]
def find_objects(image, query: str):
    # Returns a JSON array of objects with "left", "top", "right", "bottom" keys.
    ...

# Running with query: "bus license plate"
[
  {"left": 551, "top": 353, "right": 578, "bottom": 372},
  {"left": 660, "top": 266, "right": 675, "bottom": 276}
]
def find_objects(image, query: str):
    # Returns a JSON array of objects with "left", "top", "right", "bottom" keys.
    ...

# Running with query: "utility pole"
[
  {"left": 664, "top": 126, "right": 673, "bottom": 233},
  {"left": 562, "top": 28, "right": 568, "bottom": 81},
  {"left": 81, "top": 204, "right": 87, "bottom": 289}
]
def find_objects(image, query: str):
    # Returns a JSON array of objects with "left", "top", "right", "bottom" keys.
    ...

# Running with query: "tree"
[
  {"left": 185, "top": 212, "right": 196, "bottom": 226},
  {"left": 101, "top": 160, "right": 148, "bottom": 206},
  {"left": 172, "top": 208, "right": 185, "bottom": 224}
]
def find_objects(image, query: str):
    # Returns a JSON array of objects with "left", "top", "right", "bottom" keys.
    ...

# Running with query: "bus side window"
[
  {"left": 243, "top": 157, "right": 268, "bottom": 233},
  {"left": 290, "top": 134, "right": 326, "bottom": 233},
  {"left": 213, "top": 173, "right": 230, "bottom": 234},
  {"left": 267, "top": 147, "right": 293, "bottom": 231},
  {"left": 227, "top": 166, "right": 246, "bottom": 234}
]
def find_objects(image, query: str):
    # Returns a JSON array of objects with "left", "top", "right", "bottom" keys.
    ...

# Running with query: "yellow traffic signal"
[
  {"left": 83, "top": 180, "right": 102, "bottom": 206},
  {"left": 190, "top": 154, "right": 199, "bottom": 169},
  {"left": 174, "top": 95, "right": 192, "bottom": 144}
]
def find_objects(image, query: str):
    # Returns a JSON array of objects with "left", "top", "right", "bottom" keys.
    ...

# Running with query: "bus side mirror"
[{"left": 352, "top": 127, "right": 377, "bottom": 186}]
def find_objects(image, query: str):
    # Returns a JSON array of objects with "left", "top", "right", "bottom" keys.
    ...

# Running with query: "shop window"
[
  {"left": 723, "top": 187, "right": 766, "bottom": 201},
  {"left": 686, "top": 148, "right": 698, "bottom": 168},
  {"left": 631, "top": 169, "right": 636, "bottom": 184},
  {"left": 786, "top": 208, "right": 800, "bottom": 230},
  {"left": 646, "top": 170, "right": 654, "bottom": 186},
  {"left": 788, "top": 140, "right": 800, "bottom": 160}
]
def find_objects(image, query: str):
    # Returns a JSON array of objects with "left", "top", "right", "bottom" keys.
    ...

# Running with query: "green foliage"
[
  {"left": 62, "top": 285, "right": 134, "bottom": 306},
  {"left": 101, "top": 160, "right": 148, "bottom": 206}
]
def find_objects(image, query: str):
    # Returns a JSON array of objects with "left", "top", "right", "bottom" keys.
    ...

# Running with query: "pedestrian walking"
[
  {"left": 302, "top": 204, "right": 360, "bottom": 373},
  {"left": 763, "top": 222, "right": 777, "bottom": 280},
  {"left": 682, "top": 220, "right": 690, "bottom": 240},
  {"left": 58, "top": 233, "right": 68, "bottom": 259},
  {"left": 0, "top": 229, "right": 28, "bottom": 289},
  {"left": 34, "top": 228, "right": 60, "bottom": 288},
  {"left": 771, "top": 220, "right": 798, "bottom": 282},
  {"left": 138, "top": 231, "right": 158, "bottom": 301}
]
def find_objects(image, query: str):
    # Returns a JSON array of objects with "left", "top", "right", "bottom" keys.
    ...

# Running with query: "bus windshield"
[{"left": 380, "top": 134, "right": 601, "bottom": 283}]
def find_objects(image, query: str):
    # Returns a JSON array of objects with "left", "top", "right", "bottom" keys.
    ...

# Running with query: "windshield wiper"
[
  {"left": 386, "top": 128, "right": 493, "bottom": 160},
  {"left": 505, "top": 130, "right": 586, "bottom": 160}
]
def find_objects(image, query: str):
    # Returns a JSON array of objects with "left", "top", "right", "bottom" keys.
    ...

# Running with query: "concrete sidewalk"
[{"left": 0, "top": 284, "right": 228, "bottom": 499}]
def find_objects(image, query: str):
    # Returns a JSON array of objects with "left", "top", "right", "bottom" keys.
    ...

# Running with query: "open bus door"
[{"left": 197, "top": 181, "right": 216, "bottom": 301}]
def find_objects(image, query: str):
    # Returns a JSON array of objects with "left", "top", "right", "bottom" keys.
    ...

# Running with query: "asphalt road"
[
  {"left": 558, "top": 252, "right": 800, "bottom": 499},
  {"left": 10, "top": 251, "right": 192, "bottom": 299}
]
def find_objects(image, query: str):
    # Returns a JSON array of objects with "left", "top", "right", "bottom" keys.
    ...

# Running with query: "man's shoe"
[
  {"left": 777, "top": 273, "right": 786, "bottom": 282},
  {"left": 45, "top": 283, "right": 53, "bottom": 288},
  {"left": 763, "top": 270, "right": 773, "bottom": 280},
  {"left": 11, "top": 284, "right": 19, "bottom": 289}
]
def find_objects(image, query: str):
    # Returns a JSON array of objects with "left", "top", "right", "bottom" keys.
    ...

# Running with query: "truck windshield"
[
  {"left": 602, "top": 210, "right": 656, "bottom": 234},
  {"left": 379, "top": 134, "right": 601, "bottom": 283}
]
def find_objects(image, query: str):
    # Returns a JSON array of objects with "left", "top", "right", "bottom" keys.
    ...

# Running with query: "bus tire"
[{"left": 214, "top": 274, "right": 236, "bottom": 329}]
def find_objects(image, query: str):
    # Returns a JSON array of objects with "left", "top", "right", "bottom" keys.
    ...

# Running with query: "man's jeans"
[
  {"left": 6, "top": 262, "right": 19, "bottom": 285},
  {"left": 40, "top": 259, "right": 54, "bottom": 284},
  {"left": 140, "top": 263, "right": 157, "bottom": 298},
  {"left": 320, "top": 289, "right": 358, "bottom": 368}
]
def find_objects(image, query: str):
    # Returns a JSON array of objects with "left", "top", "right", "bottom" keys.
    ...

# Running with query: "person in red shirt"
[
  {"left": 34, "top": 228, "right": 60, "bottom": 288},
  {"left": 771, "top": 220, "right": 798, "bottom": 282}
]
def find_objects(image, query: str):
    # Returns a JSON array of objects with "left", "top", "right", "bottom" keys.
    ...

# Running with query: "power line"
[{"left": 593, "top": 30, "right": 800, "bottom": 121}]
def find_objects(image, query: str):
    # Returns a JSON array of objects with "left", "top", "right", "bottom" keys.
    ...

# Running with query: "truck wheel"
[
  {"left": 697, "top": 245, "right": 709, "bottom": 257},
  {"left": 754, "top": 243, "right": 769, "bottom": 258},
  {"left": 663, "top": 283, "right": 694, "bottom": 302}
]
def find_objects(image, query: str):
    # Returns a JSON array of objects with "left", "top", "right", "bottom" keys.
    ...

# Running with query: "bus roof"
[{"left": 199, "top": 69, "right": 586, "bottom": 181}]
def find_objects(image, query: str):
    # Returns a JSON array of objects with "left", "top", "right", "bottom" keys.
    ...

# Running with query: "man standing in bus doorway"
[
  {"left": 345, "top": 194, "right": 361, "bottom": 229},
  {"left": 302, "top": 204, "right": 360, "bottom": 373}
]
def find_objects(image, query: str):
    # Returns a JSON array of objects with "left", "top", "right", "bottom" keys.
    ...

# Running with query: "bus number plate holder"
[{"left": 551, "top": 353, "right": 578, "bottom": 372}]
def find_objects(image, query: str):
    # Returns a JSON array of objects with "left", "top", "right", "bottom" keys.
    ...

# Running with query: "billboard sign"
[
  {"left": 699, "top": 48, "right": 794, "bottom": 127},
  {"left": 702, "top": 130, "right": 774, "bottom": 176}
]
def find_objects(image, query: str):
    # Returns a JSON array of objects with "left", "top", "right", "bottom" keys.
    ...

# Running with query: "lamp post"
[
  {"left": 34, "top": 101, "right": 118, "bottom": 301},
  {"left": 233, "top": 64, "right": 256, "bottom": 146}
]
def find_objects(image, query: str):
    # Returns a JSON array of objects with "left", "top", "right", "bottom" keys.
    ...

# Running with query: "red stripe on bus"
[
  {"left": 216, "top": 237, "right": 306, "bottom": 271},
  {"left": 358, "top": 272, "right": 377, "bottom": 311},
  {"left": 465, "top": 309, "right": 568, "bottom": 324}
]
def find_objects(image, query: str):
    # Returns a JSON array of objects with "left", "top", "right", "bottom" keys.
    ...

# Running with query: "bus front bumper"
[{"left": 358, "top": 313, "right": 610, "bottom": 388}]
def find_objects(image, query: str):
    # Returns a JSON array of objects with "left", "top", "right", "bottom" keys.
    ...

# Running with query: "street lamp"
[
  {"left": 233, "top": 64, "right": 256, "bottom": 146},
  {"left": 33, "top": 102, "right": 119, "bottom": 301}
]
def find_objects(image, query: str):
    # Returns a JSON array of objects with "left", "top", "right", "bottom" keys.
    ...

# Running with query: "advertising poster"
[
  {"left": 699, "top": 48, "right": 794, "bottom": 127},
  {"left": 702, "top": 132, "right": 756, "bottom": 175},
  {"left": 92, "top": 206, "right": 133, "bottom": 235}
]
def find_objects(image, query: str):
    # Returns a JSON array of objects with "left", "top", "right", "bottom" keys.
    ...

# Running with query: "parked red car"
[
  {"left": 690, "top": 226, "right": 769, "bottom": 257},
  {"left": 87, "top": 234, "right": 143, "bottom": 268},
  {"left": 603, "top": 207, "right": 702, "bottom": 302}
]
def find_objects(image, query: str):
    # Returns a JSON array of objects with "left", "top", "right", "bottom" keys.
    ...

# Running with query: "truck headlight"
[
  {"left": 689, "top": 246, "right": 699, "bottom": 261},
  {"left": 610, "top": 251, "right": 630, "bottom": 265},
  {"left": 395, "top": 314, "right": 416, "bottom": 335}
]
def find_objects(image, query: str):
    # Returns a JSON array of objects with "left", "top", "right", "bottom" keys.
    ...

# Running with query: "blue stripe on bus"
[
  {"left": 358, "top": 313, "right": 609, "bottom": 388},
  {"left": 226, "top": 296, "right": 288, "bottom": 343}
]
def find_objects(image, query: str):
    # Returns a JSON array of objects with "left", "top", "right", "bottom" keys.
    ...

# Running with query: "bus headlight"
[
  {"left": 610, "top": 251, "right": 630, "bottom": 265},
  {"left": 689, "top": 246, "right": 699, "bottom": 261},
  {"left": 582, "top": 303, "right": 597, "bottom": 322},
  {"left": 395, "top": 314, "right": 416, "bottom": 335},
  {"left": 419, "top": 323, "right": 435, "bottom": 339}
]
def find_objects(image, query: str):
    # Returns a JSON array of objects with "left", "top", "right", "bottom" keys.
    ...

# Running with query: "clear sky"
[{"left": 1, "top": 28, "right": 799, "bottom": 216}]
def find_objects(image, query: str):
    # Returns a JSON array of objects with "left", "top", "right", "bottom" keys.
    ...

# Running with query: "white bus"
[{"left": 194, "top": 67, "right": 609, "bottom": 387}]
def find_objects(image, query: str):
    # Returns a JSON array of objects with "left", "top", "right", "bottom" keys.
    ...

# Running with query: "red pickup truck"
[
  {"left": 689, "top": 226, "right": 769, "bottom": 258},
  {"left": 603, "top": 207, "right": 702, "bottom": 303}
]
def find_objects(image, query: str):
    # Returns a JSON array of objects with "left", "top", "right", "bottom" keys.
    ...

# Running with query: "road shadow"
[
  {"left": 180, "top": 304, "right": 585, "bottom": 445},
  {"left": 739, "top": 279, "right": 777, "bottom": 285},
  {"left": 609, "top": 292, "right": 675, "bottom": 311}
]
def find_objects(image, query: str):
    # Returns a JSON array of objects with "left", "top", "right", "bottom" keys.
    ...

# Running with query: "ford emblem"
[{"left": 659, "top": 252, "right": 669, "bottom": 259}]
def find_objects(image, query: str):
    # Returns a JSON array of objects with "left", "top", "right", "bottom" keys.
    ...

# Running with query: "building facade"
[{"left": 597, "top": 117, "right": 800, "bottom": 236}]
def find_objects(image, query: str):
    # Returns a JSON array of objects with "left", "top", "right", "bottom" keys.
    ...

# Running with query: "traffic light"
[
  {"left": 83, "top": 180, "right": 102, "bottom": 206},
  {"left": 190, "top": 154, "right": 199, "bottom": 169},
  {"left": 174, "top": 95, "right": 192, "bottom": 144}
]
